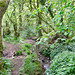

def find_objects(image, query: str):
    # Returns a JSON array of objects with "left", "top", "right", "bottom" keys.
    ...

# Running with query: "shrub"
[
  {"left": 40, "top": 43, "right": 75, "bottom": 59},
  {"left": 0, "top": 58, "right": 11, "bottom": 75},
  {"left": 22, "top": 47, "right": 27, "bottom": 51},
  {"left": 50, "top": 43, "right": 75, "bottom": 60},
  {"left": 45, "top": 51, "right": 75, "bottom": 75},
  {"left": 20, "top": 54, "right": 42, "bottom": 75},
  {"left": 3, "top": 35, "right": 19, "bottom": 44},
  {"left": 15, "top": 50, "right": 22, "bottom": 56},
  {"left": 3, "top": 44, "right": 6, "bottom": 50},
  {"left": 40, "top": 49, "right": 51, "bottom": 57},
  {"left": 40, "top": 44, "right": 51, "bottom": 57},
  {"left": 23, "top": 43, "right": 32, "bottom": 49},
  {"left": 26, "top": 50, "right": 31, "bottom": 55}
]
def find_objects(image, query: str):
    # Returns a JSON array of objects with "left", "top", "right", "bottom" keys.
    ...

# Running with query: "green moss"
[{"left": 0, "top": 1, "right": 6, "bottom": 7}]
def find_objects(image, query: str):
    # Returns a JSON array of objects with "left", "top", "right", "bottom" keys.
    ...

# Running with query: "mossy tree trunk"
[
  {"left": 37, "top": 0, "right": 42, "bottom": 37},
  {"left": 0, "top": 19, "right": 3, "bottom": 71},
  {"left": 0, "top": 0, "right": 10, "bottom": 71},
  {"left": 5, "top": 21, "right": 11, "bottom": 35},
  {"left": 18, "top": 3, "right": 23, "bottom": 36},
  {"left": 12, "top": 5, "right": 19, "bottom": 38}
]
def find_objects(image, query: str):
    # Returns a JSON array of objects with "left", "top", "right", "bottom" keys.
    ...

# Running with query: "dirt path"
[
  {"left": 3, "top": 39, "right": 35, "bottom": 75},
  {"left": 3, "top": 42, "right": 25, "bottom": 75},
  {"left": 3, "top": 39, "right": 50, "bottom": 75}
]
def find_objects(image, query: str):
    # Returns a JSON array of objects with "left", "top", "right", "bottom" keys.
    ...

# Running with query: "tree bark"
[
  {"left": 37, "top": 0, "right": 42, "bottom": 37},
  {"left": 5, "top": 21, "right": 11, "bottom": 35},
  {"left": 0, "top": 0, "right": 10, "bottom": 71},
  {"left": 18, "top": 3, "right": 23, "bottom": 36},
  {"left": 0, "top": 19, "right": 3, "bottom": 71},
  {"left": 11, "top": 5, "right": 19, "bottom": 38}
]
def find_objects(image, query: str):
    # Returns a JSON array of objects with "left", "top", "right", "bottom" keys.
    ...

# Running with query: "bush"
[
  {"left": 26, "top": 50, "right": 31, "bottom": 55},
  {"left": 45, "top": 51, "right": 75, "bottom": 75},
  {"left": 15, "top": 50, "right": 23, "bottom": 56},
  {"left": 3, "top": 35, "right": 19, "bottom": 44},
  {"left": 50, "top": 43, "right": 75, "bottom": 60},
  {"left": 20, "top": 54, "right": 42, "bottom": 75},
  {"left": 23, "top": 43, "right": 32, "bottom": 49},
  {"left": 3, "top": 44, "right": 6, "bottom": 50},
  {"left": 22, "top": 47, "right": 27, "bottom": 51},
  {"left": 40, "top": 43, "right": 75, "bottom": 59},
  {"left": 40, "top": 45, "right": 51, "bottom": 57},
  {"left": 0, "top": 58, "right": 11, "bottom": 75}
]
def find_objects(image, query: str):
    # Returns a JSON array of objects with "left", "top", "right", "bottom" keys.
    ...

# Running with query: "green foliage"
[
  {"left": 26, "top": 50, "right": 31, "bottom": 55},
  {"left": 0, "top": 58, "right": 11, "bottom": 75},
  {"left": 0, "top": 1, "right": 6, "bottom": 7},
  {"left": 15, "top": 50, "right": 22, "bottom": 56},
  {"left": 19, "top": 43, "right": 33, "bottom": 56},
  {"left": 22, "top": 47, "right": 27, "bottom": 51},
  {"left": 3, "top": 35, "right": 19, "bottom": 44},
  {"left": 40, "top": 0, "right": 46, "bottom": 5},
  {"left": 40, "top": 43, "right": 75, "bottom": 59},
  {"left": 20, "top": 54, "right": 42, "bottom": 75},
  {"left": 40, "top": 45, "right": 51, "bottom": 57},
  {"left": 23, "top": 43, "right": 32, "bottom": 49},
  {"left": 45, "top": 51, "right": 75, "bottom": 75},
  {"left": 3, "top": 44, "right": 6, "bottom": 50},
  {"left": 50, "top": 43, "right": 75, "bottom": 60}
]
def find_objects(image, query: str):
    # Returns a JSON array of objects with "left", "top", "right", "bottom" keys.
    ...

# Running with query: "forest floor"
[
  {"left": 3, "top": 39, "right": 50, "bottom": 75},
  {"left": 3, "top": 41, "right": 24, "bottom": 75}
]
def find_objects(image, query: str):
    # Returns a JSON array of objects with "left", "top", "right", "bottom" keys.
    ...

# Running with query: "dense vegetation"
[
  {"left": 0, "top": 0, "right": 75, "bottom": 75},
  {"left": 45, "top": 51, "right": 75, "bottom": 75}
]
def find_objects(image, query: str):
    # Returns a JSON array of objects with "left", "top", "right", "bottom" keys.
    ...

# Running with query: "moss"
[{"left": 0, "top": 1, "right": 6, "bottom": 7}]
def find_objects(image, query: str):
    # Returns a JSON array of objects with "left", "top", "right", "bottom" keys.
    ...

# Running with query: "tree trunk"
[
  {"left": 5, "top": 21, "right": 11, "bottom": 35},
  {"left": 12, "top": 5, "right": 19, "bottom": 38},
  {"left": 0, "top": 0, "right": 10, "bottom": 71},
  {"left": 37, "top": 0, "right": 42, "bottom": 37},
  {"left": 18, "top": 3, "right": 23, "bottom": 36},
  {"left": 0, "top": 19, "right": 3, "bottom": 71}
]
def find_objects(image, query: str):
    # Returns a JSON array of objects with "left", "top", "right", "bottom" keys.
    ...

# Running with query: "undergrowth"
[
  {"left": 40, "top": 43, "right": 75, "bottom": 59},
  {"left": 3, "top": 35, "right": 19, "bottom": 44},
  {"left": 45, "top": 51, "right": 75, "bottom": 75},
  {"left": 20, "top": 53, "right": 42, "bottom": 75},
  {"left": 0, "top": 58, "right": 11, "bottom": 75}
]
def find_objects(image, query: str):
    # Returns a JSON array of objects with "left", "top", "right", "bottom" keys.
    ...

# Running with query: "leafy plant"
[
  {"left": 22, "top": 47, "right": 27, "bottom": 51},
  {"left": 3, "top": 35, "right": 19, "bottom": 44},
  {"left": 40, "top": 44, "right": 51, "bottom": 57},
  {"left": 40, "top": 42, "right": 75, "bottom": 59},
  {"left": 3, "top": 44, "right": 6, "bottom": 50},
  {"left": 20, "top": 54, "right": 42, "bottom": 75},
  {"left": 23, "top": 43, "right": 32, "bottom": 49},
  {"left": 26, "top": 50, "right": 31, "bottom": 55},
  {"left": 50, "top": 43, "right": 75, "bottom": 60},
  {"left": 45, "top": 51, "right": 75, "bottom": 75},
  {"left": 15, "top": 50, "right": 23, "bottom": 56},
  {"left": 0, "top": 58, "right": 11, "bottom": 75}
]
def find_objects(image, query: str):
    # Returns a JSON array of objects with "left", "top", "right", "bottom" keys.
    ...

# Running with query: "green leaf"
[
  {"left": 50, "top": 44, "right": 54, "bottom": 48},
  {"left": 65, "top": 39, "right": 69, "bottom": 43},
  {"left": 64, "top": 32, "right": 68, "bottom": 36}
]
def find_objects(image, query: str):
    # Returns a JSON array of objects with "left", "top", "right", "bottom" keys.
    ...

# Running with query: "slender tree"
[
  {"left": 37, "top": 0, "right": 42, "bottom": 37},
  {"left": 18, "top": 3, "right": 23, "bottom": 36}
]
